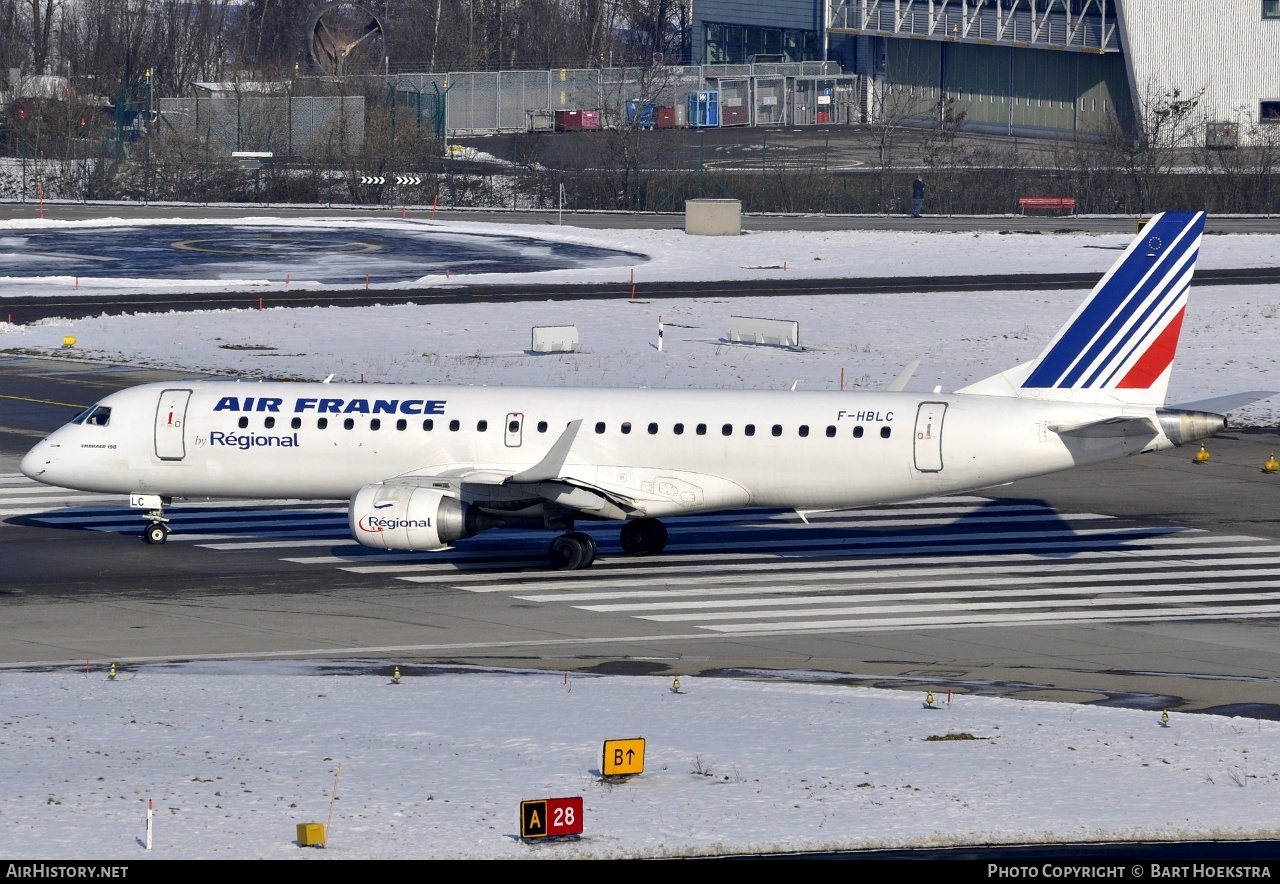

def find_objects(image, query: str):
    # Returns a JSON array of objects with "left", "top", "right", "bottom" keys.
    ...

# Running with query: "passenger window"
[
  {"left": 798, "top": 425, "right": 809, "bottom": 437},
  {"left": 423, "top": 419, "right": 434, "bottom": 431},
  {"left": 537, "top": 421, "right": 548, "bottom": 433},
  {"left": 477, "top": 420, "right": 487, "bottom": 432},
  {"left": 449, "top": 420, "right": 460, "bottom": 431},
  {"left": 648, "top": 422, "right": 658, "bottom": 435},
  {"left": 508, "top": 420, "right": 519, "bottom": 433},
  {"left": 396, "top": 419, "right": 407, "bottom": 431},
  {"left": 621, "top": 422, "right": 632, "bottom": 434},
  {"left": 318, "top": 418, "right": 329, "bottom": 430},
  {"left": 595, "top": 422, "right": 606, "bottom": 434},
  {"left": 370, "top": 418, "right": 381, "bottom": 431},
  {"left": 343, "top": 418, "right": 355, "bottom": 430},
  {"left": 696, "top": 423, "right": 707, "bottom": 436},
  {"left": 238, "top": 416, "right": 249, "bottom": 429},
  {"left": 745, "top": 424, "right": 756, "bottom": 436},
  {"left": 881, "top": 426, "right": 892, "bottom": 438},
  {"left": 291, "top": 417, "right": 302, "bottom": 430},
  {"left": 825, "top": 425, "right": 836, "bottom": 437},
  {"left": 772, "top": 425, "right": 782, "bottom": 437},
  {"left": 673, "top": 423, "right": 684, "bottom": 435},
  {"left": 853, "top": 426, "right": 864, "bottom": 438},
  {"left": 722, "top": 424, "right": 732, "bottom": 436},
  {"left": 264, "top": 417, "right": 276, "bottom": 429}
]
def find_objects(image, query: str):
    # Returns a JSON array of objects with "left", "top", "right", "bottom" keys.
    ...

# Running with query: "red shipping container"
[
  {"left": 580, "top": 109, "right": 601, "bottom": 130},
  {"left": 722, "top": 105, "right": 748, "bottom": 126},
  {"left": 554, "top": 110, "right": 582, "bottom": 132},
  {"left": 655, "top": 107, "right": 675, "bottom": 129}
]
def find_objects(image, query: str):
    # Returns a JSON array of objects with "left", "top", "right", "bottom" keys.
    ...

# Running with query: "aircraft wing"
[{"left": 386, "top": 419, "right": 640, "bottom": 521}]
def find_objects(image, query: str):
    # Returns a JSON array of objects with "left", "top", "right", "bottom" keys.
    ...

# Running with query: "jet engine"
[
  {"left": 1156, "top": 408, "right": 1228, "bottom": 446},
  {"left": 349, "top": 484, "right": 499, "bottom": 551}
]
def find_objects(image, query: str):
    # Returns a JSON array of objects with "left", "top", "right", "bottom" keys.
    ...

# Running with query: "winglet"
[
  {"left": 507, "top": 419, "right": 582, "bottom": 483},
  {"left": 887, "top": 360, "right": 920, "bottom": 392}
]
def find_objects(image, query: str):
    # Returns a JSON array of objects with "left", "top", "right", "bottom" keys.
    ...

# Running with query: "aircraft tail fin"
[{"left": 958, "top": 211, "right": 1205, "bottom": 406}]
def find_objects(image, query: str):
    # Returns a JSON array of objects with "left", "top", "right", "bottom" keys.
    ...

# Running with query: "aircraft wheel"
[
  {"left": 548, "top": 534, "right": 588, "bottom": 571},
  {"left": 620, "top": 521, "right": 648, "bottom": 555},
  {"left": 620, "top": 519, "right": 667, "bottom": 556},
  {"left": 144, "top": 522, "right": 169, "bottom": 545},
  {"left": 568, "top": 532, "right": 597, "bottom": 567},
  {"left": 646, "top": 520, "right": 669, "bottom": 554}
]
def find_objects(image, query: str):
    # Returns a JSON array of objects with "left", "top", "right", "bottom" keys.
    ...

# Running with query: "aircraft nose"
[{"left": 20, "top": 439, "right": 51, "bottom": 481}]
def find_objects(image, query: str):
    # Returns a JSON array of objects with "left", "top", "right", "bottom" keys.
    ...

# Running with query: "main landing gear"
[
  {"left": 547, "top": 531, "right": 597, "bottom": 570},
  {"left": 619, "top": 518, "right": 668, "bottom": 557},
  {"left": 545, "top": 518, "right": 668, "bottom": 571}
]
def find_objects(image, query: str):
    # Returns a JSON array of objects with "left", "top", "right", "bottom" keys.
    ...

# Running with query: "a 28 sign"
[{"left": 520, "top": 796, "right": 584, "bottom": 839}]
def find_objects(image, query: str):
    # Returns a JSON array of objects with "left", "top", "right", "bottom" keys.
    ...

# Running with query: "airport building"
[{"left": 689, "top": 0, "right": 1280, "bottom": 143}]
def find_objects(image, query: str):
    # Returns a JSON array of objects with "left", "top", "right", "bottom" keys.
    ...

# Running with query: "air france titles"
[{"left": 212, "top": 396, "right": 447, "bottom": 415}]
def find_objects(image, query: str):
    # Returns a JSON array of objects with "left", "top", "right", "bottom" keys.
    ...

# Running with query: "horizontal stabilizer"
[
  {"left": 1048, "top": 416, "right": 1158, "bottom": 440},
  {"left": 1168, "top": 391, "right": 1277, "bottom": 414}
]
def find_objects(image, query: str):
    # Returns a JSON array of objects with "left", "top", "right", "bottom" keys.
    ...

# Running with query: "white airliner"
[{"left": 20, "top": 211, "right": 1259, "bottom": 570}]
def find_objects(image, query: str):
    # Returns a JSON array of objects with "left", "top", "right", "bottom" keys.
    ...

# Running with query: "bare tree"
[{"left": 1103, "top": 82, "right": 1204, "bottom": 215}]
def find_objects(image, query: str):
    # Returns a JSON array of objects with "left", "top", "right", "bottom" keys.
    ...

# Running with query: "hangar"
[{"left": 689, "top": 0, "right": 1280, "bottom": 143}]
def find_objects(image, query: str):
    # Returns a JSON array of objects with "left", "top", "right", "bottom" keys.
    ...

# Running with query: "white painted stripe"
[
  {"left": 322, "top": 538, "right": 1279, "bottom": 583},
  {"left": 28, "top": 503, "right": 345, "bottom": 524},
  {"left": 699, "top": 603, "right": 1280, "bottom": 634},
  {"left": 524, "top": 559, "right": 1280, "bottom": 604},
  {"left": 382, "top": 534, "right": 1260, "bottom": 588},
  {"left": 577, "top": 576, "right": 1280, "bottom": 614},
  {"left": 157, "top": 530, "right": 350, "bottom": 543},
  {"left": 87, "top": 516, "right": 346, "bottom": 532},
  {"left": 637, "top": 587, "right": 1280, "bottom": 623},
  {"left": 373, "top": 526, "right": 1205, "bottom": 579},
  {"left": 199, "top": 538, "right": 361, "bottom": 550},
  {"left": 521, "top": 549, "right": 1280, "bottom": 593},
  {"left": 0, "top": 483, "right": 115, "bottom": 498}
]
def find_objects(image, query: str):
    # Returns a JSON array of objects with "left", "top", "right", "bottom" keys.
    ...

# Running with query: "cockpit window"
[
  {"left": 70, "top": 406, "right": 95, "bottom": 425},
  {"left": 82, "top": 406, "right": 112, "bottom": 427}
]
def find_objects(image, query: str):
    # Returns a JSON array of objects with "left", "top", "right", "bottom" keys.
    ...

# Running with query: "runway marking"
[
  {"left": 0, "top": 393, "right": 88, "bottom": 409},
  {"left": 8, "top": 472, "right": 1280, "bottom": 635},
  {"left": 698, "top": 604, "right": 1280, "bottom": 634}
]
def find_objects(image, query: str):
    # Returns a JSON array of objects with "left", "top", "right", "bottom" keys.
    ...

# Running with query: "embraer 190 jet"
[{"left": 21, "top": 212, "right": 1259, "bottom": 570}]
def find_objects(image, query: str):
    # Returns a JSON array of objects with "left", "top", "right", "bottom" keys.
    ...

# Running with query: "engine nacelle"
[
  {"left": 1156, "top": 408, "right": 1228, "bottom": 446},
  {"left": 349, "top": 484, "right": 496, "bottom": 551}
]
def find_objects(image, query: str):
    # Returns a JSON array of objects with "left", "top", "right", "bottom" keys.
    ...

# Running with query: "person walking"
[{"left": 911, "top": 176, "right": 926, "bottom": 218}]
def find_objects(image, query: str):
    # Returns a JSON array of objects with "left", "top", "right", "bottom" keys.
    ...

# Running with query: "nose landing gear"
[{"left": 131, "top": 493, "right": 172, "bottom": 545}]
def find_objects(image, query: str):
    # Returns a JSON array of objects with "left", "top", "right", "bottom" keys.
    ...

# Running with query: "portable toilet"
[{"left": 689, "top": 91, "right": 719, "bottom": 128}]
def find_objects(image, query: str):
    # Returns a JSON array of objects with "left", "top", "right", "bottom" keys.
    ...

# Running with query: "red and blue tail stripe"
[{"left": 1022, "top": 211, "right": 1204, "bottom": 393}]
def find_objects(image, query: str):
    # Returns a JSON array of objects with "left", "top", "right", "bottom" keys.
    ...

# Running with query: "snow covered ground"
[
  {"left": 2, "top": 661, "right": 1278, "bottom": 860},
  {"left": 2, "top": 216, "right": 1279, "bottom": 858}
]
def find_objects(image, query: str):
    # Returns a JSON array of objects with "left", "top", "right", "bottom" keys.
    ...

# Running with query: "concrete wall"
[{"left": 685, "top": 199, "right": 742, "bottom": 235}]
